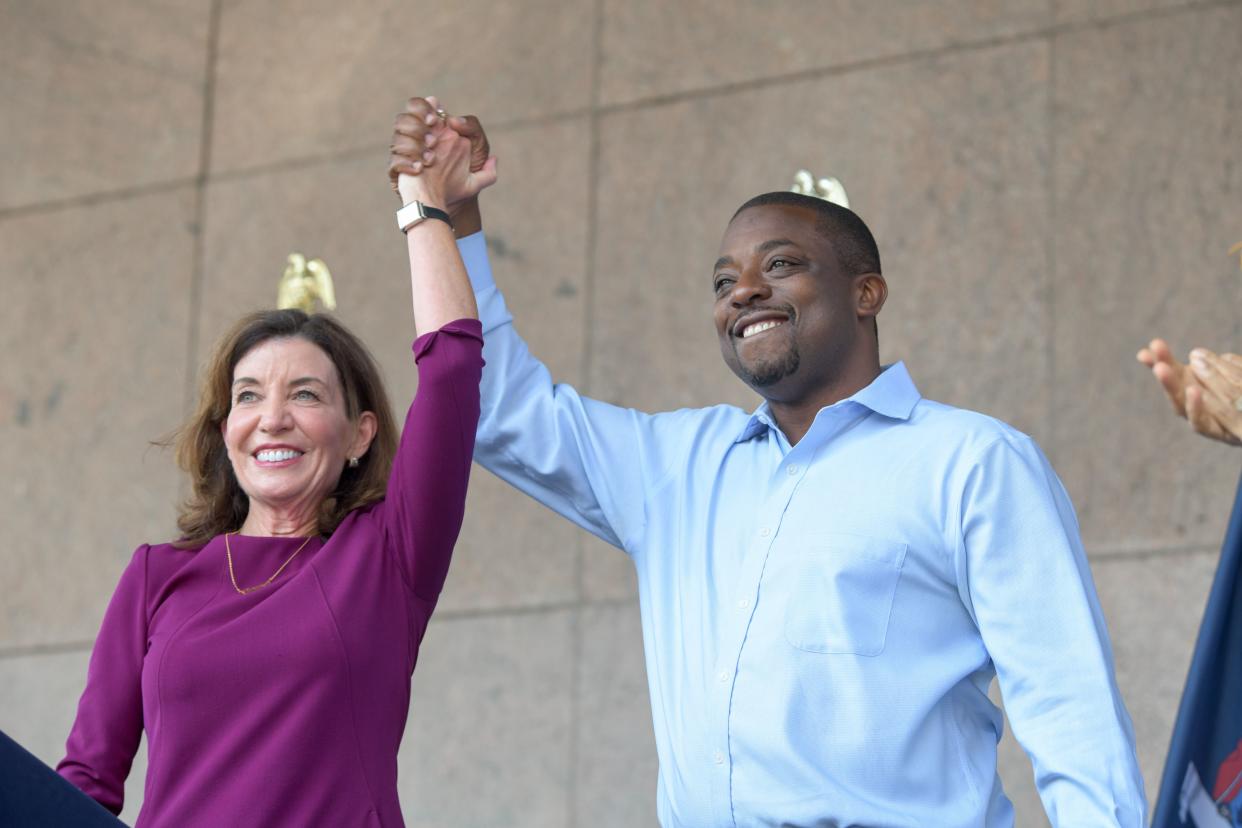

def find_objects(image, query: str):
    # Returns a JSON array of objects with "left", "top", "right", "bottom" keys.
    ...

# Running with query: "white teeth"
[
  {"left": 742, "top": 320, "right": 784, "bottom": 338},
  {"left": 256, "top": 449, "right": 302, "bottom": 462}
]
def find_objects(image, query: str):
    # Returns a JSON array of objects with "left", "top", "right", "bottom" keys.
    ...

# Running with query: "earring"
[{"left": 348, "top": 457, "right": 359, "bottom": 468}]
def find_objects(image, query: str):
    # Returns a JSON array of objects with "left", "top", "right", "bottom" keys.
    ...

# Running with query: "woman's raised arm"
[{"left": 390, "top": 95, "right": 497, "bottom": 334}]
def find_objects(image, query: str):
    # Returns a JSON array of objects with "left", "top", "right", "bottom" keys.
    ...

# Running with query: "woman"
[{"left": 56, "top": 98, "right": 495, "bottom": 827}]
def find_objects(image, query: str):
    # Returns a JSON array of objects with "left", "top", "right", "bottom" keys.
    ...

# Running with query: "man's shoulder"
[
  {"left": 907, "top": 397, "right": 1040, "bottom": 457},
  {"left": 647, "top": 401, "right": 756, "bottom": 439}
]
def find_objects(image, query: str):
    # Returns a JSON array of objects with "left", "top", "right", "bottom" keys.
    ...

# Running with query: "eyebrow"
[
  {"left": 712, "top": 239, "right": 801, "bottom": 274},
  {"left": 756, "top": 238, "right": 798, "bottom": 255},
  {"left": 231, "top": 376, "right": 329, "bottom": 388}
]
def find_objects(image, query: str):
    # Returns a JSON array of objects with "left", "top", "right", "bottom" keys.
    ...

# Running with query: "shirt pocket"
[{"left": 782, "top": 533, "right": 908, "bottom": 656}]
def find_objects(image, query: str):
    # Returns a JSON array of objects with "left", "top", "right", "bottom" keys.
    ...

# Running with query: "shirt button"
[
  {"left": 713, "top": 751, "right": 725, "bottom": 765},
  {"left": 717, "top": 670, "right": 729, "bottom": 683},
  {"left": 759, "top": 527, "right": 771, "bottom": 537},
  {"left": 787, "top": 464, "right": 800, "bottom": 476},
  {"left": 737, "top": 598, "right": 750, "bottom": 609}
]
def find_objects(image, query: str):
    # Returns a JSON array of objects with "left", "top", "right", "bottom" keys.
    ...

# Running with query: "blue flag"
[{"left": 1153, "top": 471, "right": 1242, "bottom": 827}]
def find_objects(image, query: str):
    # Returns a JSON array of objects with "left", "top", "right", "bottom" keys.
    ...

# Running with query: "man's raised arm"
[{"left": 388, "top": 100, "right": 700, "bottom": 552}]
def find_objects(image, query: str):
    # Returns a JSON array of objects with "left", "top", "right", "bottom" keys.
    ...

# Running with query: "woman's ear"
[{"left": 350, "top": 411, "right": 379, "bottom": 460}]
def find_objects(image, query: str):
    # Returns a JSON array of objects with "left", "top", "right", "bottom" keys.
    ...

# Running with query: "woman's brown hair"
[{"left": 169, "top": 309, "right": 399, "bottom": 548}]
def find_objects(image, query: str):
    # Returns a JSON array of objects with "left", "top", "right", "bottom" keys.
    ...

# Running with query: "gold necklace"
[{"left": 225, "top": 532, "right": 314, "bottom": 595}]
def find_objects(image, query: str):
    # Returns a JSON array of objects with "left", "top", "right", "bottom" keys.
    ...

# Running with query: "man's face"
[{"left": 712, "top": 204, "right": 860, "bottom": 401}]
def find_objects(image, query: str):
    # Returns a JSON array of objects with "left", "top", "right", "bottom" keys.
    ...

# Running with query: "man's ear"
[{"left": 856, "top": 273, "right": 888, "bottom": 321}]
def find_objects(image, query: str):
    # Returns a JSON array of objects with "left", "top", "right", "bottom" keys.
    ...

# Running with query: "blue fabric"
[
  {"left": 0, "top": 729, "right": 126, "bottom": 827},
  {"left": 459, "top": 233, "right": 1145, "bottom": 827},
  {"left": 1153, "top": 471, "right": 1242, "bottom": 828}
]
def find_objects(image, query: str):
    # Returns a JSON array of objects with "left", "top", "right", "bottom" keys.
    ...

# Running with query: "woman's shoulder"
[
  {"left": 125, "top": 539, "right": 208, "bottom": 585},
  {"left": 141, "top": 538, "right": 208, "bottom": 558}
]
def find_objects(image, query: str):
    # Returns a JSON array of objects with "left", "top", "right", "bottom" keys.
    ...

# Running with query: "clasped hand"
[{"left": 388, "top": 95, "right": 497, "bottom": 214}]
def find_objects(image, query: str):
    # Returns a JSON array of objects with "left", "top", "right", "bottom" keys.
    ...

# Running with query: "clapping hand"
[{"left": 1138, "top": 338, "right": 1242, "bottom": 446}]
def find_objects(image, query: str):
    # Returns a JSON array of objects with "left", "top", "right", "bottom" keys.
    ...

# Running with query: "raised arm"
[
  {"left": 391, "top": 96, "right": 496, "bottom": 334},
  {"left": 379, "top": 98, "right": 495, "bottom": 602},
  {"left": 387, "top": 102, "right": 703, "bottom": 553}
]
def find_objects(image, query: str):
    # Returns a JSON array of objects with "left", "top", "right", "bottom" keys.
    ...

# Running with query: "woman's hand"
[
  {"left": 395, "top": 121, "right": 469, "bottom": 210},
  {"left": 1138, "top": 338, "right": 1242, "bottom": 445},
  {"left": 388, "top": 96, "right": 496, "bottom": 210}
]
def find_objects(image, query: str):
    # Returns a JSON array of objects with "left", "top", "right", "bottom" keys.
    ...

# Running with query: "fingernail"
[
  {"left": 1191, "top": 355, "right": 1212, "bottom": 377},
  {"left": 425, "top": 114, "right": 438, "bottom": 126},
  {"left": 422, "top": 150, "right": 434, "bottom": 163},
  {"left": 425, "top": 134, "right": 436, "bottom": 147}
]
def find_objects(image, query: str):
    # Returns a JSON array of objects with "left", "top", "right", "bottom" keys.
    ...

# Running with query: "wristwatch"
[{"left": 396, "top": 201, "right": 454, "bottom": 233}]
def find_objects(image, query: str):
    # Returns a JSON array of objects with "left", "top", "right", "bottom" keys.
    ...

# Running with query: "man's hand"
[
  {"left": 1137, "top": 338, "right": 1242, "bottom": 445},
  {"left": 389, "top": 96, "right": 495, "bottom": 235}
]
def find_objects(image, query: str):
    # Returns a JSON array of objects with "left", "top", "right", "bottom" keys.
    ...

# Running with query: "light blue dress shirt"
[{"left": 458, "top": 233, "right": 1146, "bottom": 827}]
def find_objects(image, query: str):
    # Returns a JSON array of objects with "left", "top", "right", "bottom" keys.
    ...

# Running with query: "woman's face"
[{"left": 222, "top": 337, "right": 375, "bottom": 523}]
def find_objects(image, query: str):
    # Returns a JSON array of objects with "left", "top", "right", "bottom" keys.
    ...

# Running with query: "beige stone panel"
[
  {"left": 1054, "top": 0, "right": 1198, "bottom": 26},
  {"left": 439, "top": 470, "right": 579, "bottom": 613},
  {"left": 591, "top": 42, "right": 1052, "bottom": 436},
  {"left": 399, "top": 610, "right": 573, "bottom": 827},
  {"left": 0, "top": 649, "right": 148, "bottom": 822},
  {"left": 0, "top": 0, "right": 207, "bottom": 209},
  {"left": 199, "top": 118, "right": 590, "bottom": 610},
  {"left": 995, "top": 702, "right": 1050, "bottom": 826},
  {"left": 1, "top": 189, "right": 195, "bottom": 648},
  {"left": 1097, "top": 549, "right": 1218, "bottom": 811},
  {"left": 211, "top": 0, "right": 594, "bottom": 173},
  {"left": 581, "top": 531, "right": 638, "bottom": 602},
  {"left": 575, "top": 603, "right": 659, "bottom": 826},
  {"left": 598, "top": 0, "right": 1049, "bottom": 106},
  {"left": 1051, "top": 7, "right": 1242, "bottom": 550}
]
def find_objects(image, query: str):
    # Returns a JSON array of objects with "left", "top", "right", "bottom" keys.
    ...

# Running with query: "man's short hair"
[{"left": 732, "top": 192, "right": 881, "bottom": 277}]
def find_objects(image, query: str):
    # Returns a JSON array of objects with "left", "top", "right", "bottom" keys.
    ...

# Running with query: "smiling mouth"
[
  {"left": 741, "top": 319, "right": 786, "bottom": 339},
  {"left": 255, "top": 448, "right": 304, "bottom": 463}
]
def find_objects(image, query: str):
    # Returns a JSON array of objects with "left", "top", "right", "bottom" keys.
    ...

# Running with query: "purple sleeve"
[
  {"left": 56, "top": 545, "right": 149, "bottom": 815},
  {"left": 382, "top": 319, "right": 484, "bottom": 602}
]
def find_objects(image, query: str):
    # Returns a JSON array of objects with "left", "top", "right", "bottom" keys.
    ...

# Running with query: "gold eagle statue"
[
  {"left": 791, "top": 170, "right": 850, "bottom": 209},
  {"left": 277, "top": 253, "right": 337, "bottom": 313}
]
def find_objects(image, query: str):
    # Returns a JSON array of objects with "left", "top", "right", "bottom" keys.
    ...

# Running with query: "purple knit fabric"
[{"left": 57, "top": 320, "right": 483, "bottom": 827}]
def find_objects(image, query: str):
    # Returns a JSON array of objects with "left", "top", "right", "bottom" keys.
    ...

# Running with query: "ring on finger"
[
  {"left": 435, "top": 108, "right": 448, "bottom": 123},
  {"left": 1234, "top": 395, "right": 1242, "bottom": 412}
]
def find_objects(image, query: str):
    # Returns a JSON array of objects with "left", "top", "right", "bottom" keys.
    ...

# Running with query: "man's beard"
[{"left": 736, "top": 344, "right": 800, "bottom": 388}]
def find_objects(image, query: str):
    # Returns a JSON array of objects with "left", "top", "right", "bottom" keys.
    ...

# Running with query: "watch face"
[{"left": 397, "top": 202, "right": 426, "bottom": 232}]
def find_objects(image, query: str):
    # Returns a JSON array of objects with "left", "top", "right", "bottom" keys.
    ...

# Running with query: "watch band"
[{"left": 396, "top": 201, "right": 454, "bottom": 233}]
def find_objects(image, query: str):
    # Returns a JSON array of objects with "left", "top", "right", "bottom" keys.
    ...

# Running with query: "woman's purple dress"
[{"left": 57, "top": 320, "right": 483, "bottom": 827}]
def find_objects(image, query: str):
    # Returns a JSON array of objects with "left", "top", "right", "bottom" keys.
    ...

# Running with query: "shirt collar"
[{"left": 734, "top": 361, "right": 921, "bottom": 443}]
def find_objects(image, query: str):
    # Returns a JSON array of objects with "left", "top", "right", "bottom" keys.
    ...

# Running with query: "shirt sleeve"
[
  {"left": 954, "top": 435, "right": 1147, "bottom": 826},
  {"left": 382, "top": 319, "right": 484, "bottom": 602},
  {"left": 458, "top": 232, "right": 694, "bottom": 552},
  {"left": 56, "top": 545, "right": 149, "bottom": 815}
]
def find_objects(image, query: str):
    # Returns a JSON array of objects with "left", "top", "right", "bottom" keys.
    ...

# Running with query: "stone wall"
[{"left": 3, "top": 1, "right": 1241, "bottom": 824}]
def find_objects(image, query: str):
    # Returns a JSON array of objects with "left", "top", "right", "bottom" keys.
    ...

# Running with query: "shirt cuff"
[
  {"left": 457, "top": 232, "right": 495, "bottom": 294},
  {"left": 412, "top": 318, "right": 485, "bottom": 359}
]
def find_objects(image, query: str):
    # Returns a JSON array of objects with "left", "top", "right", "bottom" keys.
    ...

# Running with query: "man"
[{"left": 390, "top": 98, "right": 1146, "bottom": 826}]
